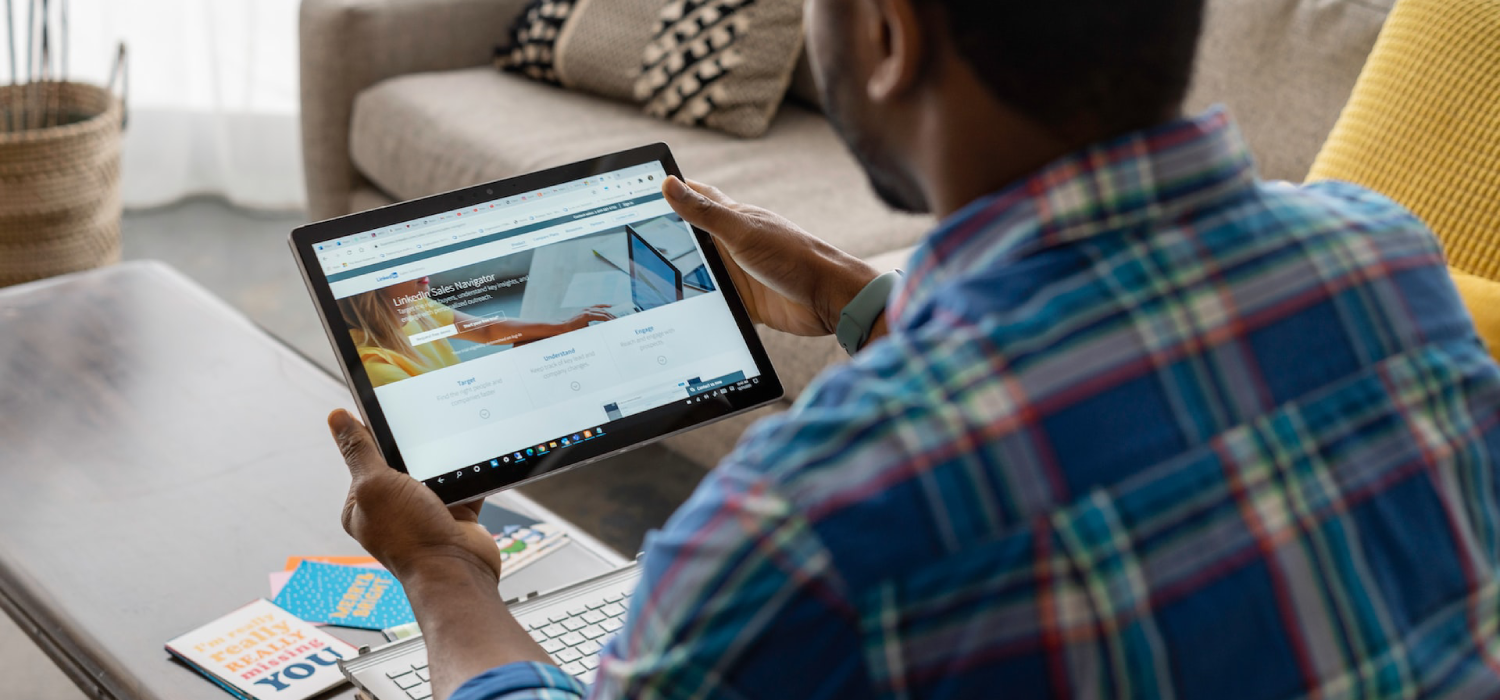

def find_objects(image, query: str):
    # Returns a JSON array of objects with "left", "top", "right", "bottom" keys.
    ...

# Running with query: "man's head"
[{"left": 805, "top": 0, "right": 1206, "bottom": 214}]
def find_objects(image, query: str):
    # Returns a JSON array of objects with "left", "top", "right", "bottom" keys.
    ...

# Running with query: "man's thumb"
[
  {"left": 663, "top": 176, "right": 739, "bottom": 235},
  {"left": 328, "top": 409, "right": 383, "bottom": 479}
]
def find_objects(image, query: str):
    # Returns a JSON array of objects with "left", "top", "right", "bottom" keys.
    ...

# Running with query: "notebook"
[
  {"left": 272, "top": 561, "right": 415, "bottom": 630},
  {"left": 165, "top": 599, "right": 357, "bottom": 700}
]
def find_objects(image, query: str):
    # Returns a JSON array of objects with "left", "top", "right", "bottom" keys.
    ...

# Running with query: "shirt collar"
[{"left": 889, "top": 107, "right": 1257, "bottom": 326}]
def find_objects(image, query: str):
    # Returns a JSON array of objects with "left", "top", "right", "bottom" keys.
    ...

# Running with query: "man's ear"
[{"left": 864, "top": 0, "right": 926, "bottom": 103}]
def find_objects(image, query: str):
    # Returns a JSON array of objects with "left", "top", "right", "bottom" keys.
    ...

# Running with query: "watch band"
[{"left": 836, "top": 270, "right": 904, "bottom": 356}]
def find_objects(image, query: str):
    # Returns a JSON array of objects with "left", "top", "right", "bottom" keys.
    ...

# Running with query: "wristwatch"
[{"left": 836, "top": 270, "right": 903, "bottom": 356}]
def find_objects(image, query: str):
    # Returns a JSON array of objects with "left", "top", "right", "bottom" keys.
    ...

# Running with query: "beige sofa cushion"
[
  {"left": 350, "top": 67, "right": 930, "bottom": 259},
  {"left": 349, "top": 186, "right": 396, "bottom": 214},
  {"left": 1183, "top": 0, "right": 1393, "bottom": 182}
]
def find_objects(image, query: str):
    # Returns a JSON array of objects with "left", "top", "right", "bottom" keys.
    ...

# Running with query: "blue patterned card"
[{"left": 271, "top": 562, "right": 415, "bottom": 630}]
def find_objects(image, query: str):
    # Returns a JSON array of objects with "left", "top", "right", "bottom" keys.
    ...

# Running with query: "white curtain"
[{"left": 4, "top": 0, "right": 304, "bottom": 211}]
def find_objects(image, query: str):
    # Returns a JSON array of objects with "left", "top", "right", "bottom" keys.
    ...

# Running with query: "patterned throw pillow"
[
  {"left": 496, "top": 0, "right": 577, "bottom": 85},
  {"left": 634, "top": 0, "right": 804, "bottom": 138},
  {"left": 497, "top": 0, "right": 666, "bottom": 103}
]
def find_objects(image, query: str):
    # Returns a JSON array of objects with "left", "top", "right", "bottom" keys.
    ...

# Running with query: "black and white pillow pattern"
[
  {"left": 496, "top": 0, "right": 577, "bottom": 85},
  {"left": 634, "top": 0, "right": 803, "bottom": 138}
]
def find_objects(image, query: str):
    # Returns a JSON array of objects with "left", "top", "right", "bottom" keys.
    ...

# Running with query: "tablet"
[{"left": 290, "top": 144, "right": 783, "bottom": 504}]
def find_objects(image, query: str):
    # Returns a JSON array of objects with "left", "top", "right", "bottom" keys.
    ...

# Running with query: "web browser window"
[{"left": 316, "top": 163, "right": 762, "bottom": 483}]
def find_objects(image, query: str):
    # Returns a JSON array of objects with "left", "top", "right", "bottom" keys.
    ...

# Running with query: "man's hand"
[
  {"left": 330, "top": 410, "right": 552, "bottom": 699},
  {"left": 331, "top": 409, "right": 502, "bottom": 583},
  {"left": 664, "top": 177, "right": 882, "bottom": 337}
]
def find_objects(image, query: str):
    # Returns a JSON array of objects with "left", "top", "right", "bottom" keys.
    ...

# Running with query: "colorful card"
[
  {"left": 283, "top": 555, "right": 382, "bottom": 571},
  {"left": 272, "top": 562, "right": 415, "bottom": 630},
  {"left": 268, "top": 571, "right": 295, "bottom": 600},
  {"left": 273, "top": 558, "right": 384, "bottom": 598},
  {"left": 273, "top": 558, "right": 384, "bottom": 601},
  {"left": 165, "top": 599, "right": 357, "bottom": 700}
]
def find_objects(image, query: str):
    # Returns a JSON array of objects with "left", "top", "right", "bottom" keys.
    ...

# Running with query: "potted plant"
[{"left": 1, "top": 0, "right": 126, "bottom": 287}]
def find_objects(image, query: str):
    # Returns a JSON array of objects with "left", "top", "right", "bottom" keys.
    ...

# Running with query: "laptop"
[
  {"left": 626, "top": 224, "right": 682, "bottom": 313},
  {"left": 341, "top": 562, "right": 642, "bottom": 699}
]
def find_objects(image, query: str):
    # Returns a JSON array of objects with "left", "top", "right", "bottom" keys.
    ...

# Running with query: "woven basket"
[{"left": 0, "top": 82, "right": 124, "bottom": 287}]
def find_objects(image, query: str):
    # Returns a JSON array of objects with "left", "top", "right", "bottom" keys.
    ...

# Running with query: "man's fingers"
[
  {"left": 683, "top": 179, "right": 733, "bottom": 205},
  {"left": 664, "top": 176, "right": 746, "bottom": 243},
  {"left": 328, "top": 409, "right": 385, "bottom": 480},
  {"left": 450, "top": 502, "right": 484, "bottom": 523}
]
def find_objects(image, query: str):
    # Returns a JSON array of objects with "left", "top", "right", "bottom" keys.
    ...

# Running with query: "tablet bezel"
[{"left": 290, "top": 143, "right": 784, "bottom": 504}]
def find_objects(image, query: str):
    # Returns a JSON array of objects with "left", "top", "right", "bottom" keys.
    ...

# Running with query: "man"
[{"left": 329, "top": 0, "right": 1500, "bottom": 697}]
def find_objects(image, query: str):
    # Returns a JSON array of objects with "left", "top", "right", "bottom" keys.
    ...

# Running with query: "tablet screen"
[{"left": 308, "top": 161, "right": 766, "bottom": 488}]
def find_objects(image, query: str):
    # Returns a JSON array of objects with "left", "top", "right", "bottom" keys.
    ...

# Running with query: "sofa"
[{"left": 300, "top": 0, "right": 1395, "bottom": 468}]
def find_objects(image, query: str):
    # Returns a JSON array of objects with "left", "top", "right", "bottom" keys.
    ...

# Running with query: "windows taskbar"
[
  {"left": 422, "top": 424, "right": 610, "bottom": 487},
  {"left": 415, "top": 373, "right": 772, "bottom": 498}
]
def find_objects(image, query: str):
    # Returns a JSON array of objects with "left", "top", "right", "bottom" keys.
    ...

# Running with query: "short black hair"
[{"left": 928, "top": 0, "right": 1205, "bottom": 135}]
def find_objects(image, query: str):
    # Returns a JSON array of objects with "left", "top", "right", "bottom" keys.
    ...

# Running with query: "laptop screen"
[{"left": 628, "top": 226, "right": 682, "bottom": 312}]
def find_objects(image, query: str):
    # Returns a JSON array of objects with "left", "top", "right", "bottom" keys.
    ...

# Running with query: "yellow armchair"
[
  {"left": 1306, "top": 0, "right": 1499, "bottom": 361},
  {"left": 1451, "top": 270, "right": 1500, "bottom": 363},
  {"left": 1307, "top": 0, "right": 1499, "bottom": 280}
]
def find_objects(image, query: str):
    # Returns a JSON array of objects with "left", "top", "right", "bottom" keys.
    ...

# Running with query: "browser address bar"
[
  {"left": 369, "top": 186, "right": 655, "bottom": 262},
  {"left": 326, "top": 195, "right": 677, "bottom": 297},
  {"left": 329, "top": 193, "right": 592, "bottom": 271}
]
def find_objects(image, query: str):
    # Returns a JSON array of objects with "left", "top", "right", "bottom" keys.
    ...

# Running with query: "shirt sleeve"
[
  {"left": 445, "top": 351, "right": 918, "bottom": 700},
  {"left": 439, "top": 462, "right": 871, "bottom": 700},
  {"left": 448, "top": 662, "right": 586, "bottom": 700},
  {"left": 584, "top": 453, "right": 875, "bottom": 700}
]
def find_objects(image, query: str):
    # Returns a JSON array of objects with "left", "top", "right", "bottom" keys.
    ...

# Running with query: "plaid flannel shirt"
[{"left": 452, "top": 108, "right": 1500, "bottom": 700}]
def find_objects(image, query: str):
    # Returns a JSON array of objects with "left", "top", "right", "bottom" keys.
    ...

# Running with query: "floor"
[{"left": 3, "top": 198, "right": 709, "bottom": 698}]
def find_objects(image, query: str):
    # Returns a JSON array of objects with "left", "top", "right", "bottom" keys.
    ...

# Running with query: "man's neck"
[
  {"left": 917, "top": 110, "right": 1079, "bottom": 219},
  {"left": 909, "top": 61, "right": 1164, "bottom": 219}
]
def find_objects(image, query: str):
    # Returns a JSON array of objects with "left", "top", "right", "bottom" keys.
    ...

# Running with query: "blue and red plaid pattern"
[{"left": 452, "top": 108, "right": 1500, "bottom": 700}]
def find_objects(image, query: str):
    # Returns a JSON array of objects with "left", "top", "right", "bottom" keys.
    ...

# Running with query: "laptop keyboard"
[
  {"left": 384, "top": 662, "right": 432, "bottom": 700},
  {"left": 383, "top": 588, "right": 632, "bottom": 698}
]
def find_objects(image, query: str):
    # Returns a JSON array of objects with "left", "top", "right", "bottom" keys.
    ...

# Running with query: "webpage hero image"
[{"left": 316, "top": 163, "right": 761, "bottom": 483}]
